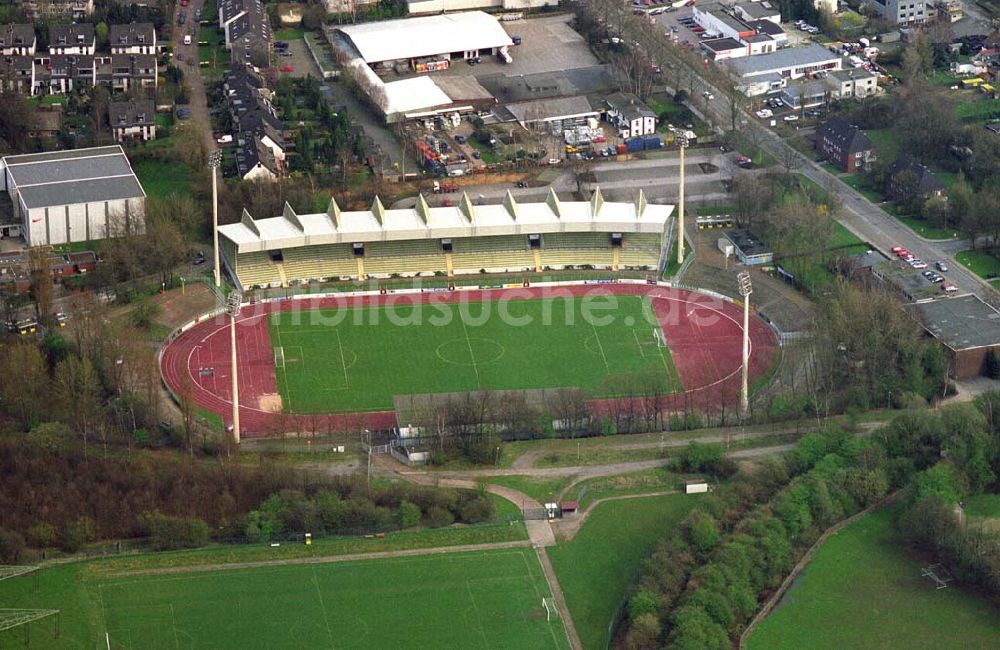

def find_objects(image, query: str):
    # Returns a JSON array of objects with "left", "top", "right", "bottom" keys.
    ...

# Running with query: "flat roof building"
[
  {"left": 335, "top": 11, "right": 513, "bottom": 67},
  {"left": 910, "top": 295, "right": 1000, "bottom": 378},
  {"left": 0, "top": 145, "right": 145, "bottom": 245},
  {"left": 726, "top": 229, "right": 772, "bottom": 265}
]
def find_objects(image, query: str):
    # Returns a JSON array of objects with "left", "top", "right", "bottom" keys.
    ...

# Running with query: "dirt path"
[{"left": 106, "top": 539, "right": 532, "bottom": 578}]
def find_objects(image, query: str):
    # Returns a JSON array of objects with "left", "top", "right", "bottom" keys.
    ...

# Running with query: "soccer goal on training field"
[
  {"left": 542, "top": 597, "right": 558, "bottom": 622},
  {"left": 274, "top": 346, "right": 285, "bottom": 369},
  {"left": 652, "top": 328, "right": 667, "bottom": 348}
]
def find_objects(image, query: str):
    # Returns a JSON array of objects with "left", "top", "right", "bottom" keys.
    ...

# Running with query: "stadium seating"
[
  {"left": 235, "top": 252, "right": 282, "bottom": 288},
  {"left": 541, "top": 232, "right": 611, "bottom": 250},
  {"left": 282, "top": 245, "right": 357, "bottom": 282},
  {"left": 363, "top": 240, "right": 446, "bottom": 276},
  {"left": 618, "top": 233, "right": 663, "bottom": 268}
]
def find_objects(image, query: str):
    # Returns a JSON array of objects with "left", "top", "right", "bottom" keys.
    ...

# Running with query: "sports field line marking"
[
  {"left": 631, "top": 329, "right": 646, "bottom": 358},
  {"left": 335, "top": 330, "right": 349, "bottom": 388},
  {"left": 518, "top": 550, "right": 563, "bottom": 649},
  {"left": 310, "top": 565, "right": 337, "bottom": 650},
  {"left": 459, "top": 316, "right": 481, "bottom": 388},
  {"left": 170, "top": 603, "right": 181, "bottom": 650},
  {"left": 273, "top": 323, "right": 292, "bottom": 412},
  {"left": 590, "top": 323, "right": 610, "bottom": 373},
  {"left": 464, "top": 579, "right": 491, "bottom": 648}
]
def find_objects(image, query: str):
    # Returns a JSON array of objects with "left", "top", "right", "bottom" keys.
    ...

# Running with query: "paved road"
[{"left": 172, "top": 0, "right": 216, "bottom": 154}]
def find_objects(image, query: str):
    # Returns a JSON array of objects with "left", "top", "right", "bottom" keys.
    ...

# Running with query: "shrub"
[
  {"left": 0, "top": 527, "right": 26, "bottom": 563},
  {"left": 425, "top": 506, "right": 454, "bottom": 528},
  {"left": 141, "top": 513, "right": 211, "bottom": 551},
  {"left": 398, "top": 501, "right": 421, "bottom": 528},
  {"left": 26, "top": 523, "right": 57, "bottom": 549},
  {"left": 459, "top": 496, "right": 495, "bottom": 524}
]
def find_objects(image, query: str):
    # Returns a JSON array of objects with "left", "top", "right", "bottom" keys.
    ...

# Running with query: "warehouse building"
[
  {"left": 910, "top": 295, "right": 1000, "bottom": 378},
  {"left": 0, "top": 146, "right": 145, "bottom": 245},
  {"left": 725, "top": 43, "right": 842, "bottom": 95},
  {"left": 333, "top": 11, "right": 513, "bottom": 72}
]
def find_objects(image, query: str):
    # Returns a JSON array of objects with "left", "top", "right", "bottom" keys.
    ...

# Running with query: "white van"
[{"left": 183, "top": 34, "right": 191, "bottom": 46}]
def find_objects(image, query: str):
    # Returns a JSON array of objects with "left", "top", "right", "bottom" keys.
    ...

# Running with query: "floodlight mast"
[
  {"left": 209, "top": 150, "right": 223, "bottom": 288},
  {"left": 737, "top": 271, "right": 753, "bottom": 418},
  {"left": 677, "top": 135, "right": 688, "bottom": 265},
  {"left": 226, "top": 291, "right": 242, "bottom": 444}
]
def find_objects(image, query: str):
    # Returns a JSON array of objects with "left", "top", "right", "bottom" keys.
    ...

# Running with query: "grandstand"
[{"left": 217, "top": 187, "right": 672, "bottom": 290}]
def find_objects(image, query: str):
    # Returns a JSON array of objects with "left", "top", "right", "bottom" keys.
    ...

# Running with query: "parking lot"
[{"left": 436, "top": 14, "right": 599, "bottom": 79}]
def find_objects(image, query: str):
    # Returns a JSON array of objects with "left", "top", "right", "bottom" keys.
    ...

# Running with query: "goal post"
[
  {"left": 274, "top": 346, "right": 285, "bottom": 369},
  {"left": 542, "top": 597, "right": 558, "bottom": 622},
  {"left": 652, "top": 328, "right": 667, "bottom": 348}
]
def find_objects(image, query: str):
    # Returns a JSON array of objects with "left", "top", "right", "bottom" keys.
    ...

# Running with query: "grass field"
[
  {"left": 548, "top": 495, "right": 696, "bottom": 650},
  {"left": 270, "top": 296, "right": 682, "bottom": 413},
  {"left": 1, "top": 549, "right": 567, "bottom": 649},
  {"left": 747, "top": 505, "right": 1000, "bottom": 649},
  {"left": 132, "top": 159, "right": 193, "bottom": 201},
  {"left": 956, "top": 249, "right": 1000, "bottom": 283},
  {"left": 965, "top": 493, "right": 1000, "bottom": 519}
]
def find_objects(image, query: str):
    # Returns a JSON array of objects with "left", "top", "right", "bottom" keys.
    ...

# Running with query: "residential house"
[
  {"left": 236, "top": 136, "right": 280, "bottom": 181},
  {"left": 865, "top": 0, "right": 928, "bottom": 25},
  {"left": 0, "top": 55, "right": 34, "bottom": 94},
  {"left": 0, "top": 24, "right": 36, "bottom": 56},
  {"left": 29, "top": 107, "right": 63, "bottom": 141},
  {"left": 825, "top": 68, "right": 879, "bottom": 99},
  {"left": 16, "top": 0, "right": 93, "bottom": 21},
  {"left": 219, "top": 0, "right": 272, "bottom": 60},
  {"left": 99, "top": 54, "right": 157, "bottom": 93},
  {"left": 109, "top": 23, "right": 156, "bottom": 55},
  {"left": 49, "top": 24, "right": 95, "bottom": 55},
  {"left": 605, "top": 92, "right": 657, "bottom": 138},
  {"left": 815, "top": 116, "right": 876, "bottom": 172},
  {"left": 885, "top": 156, "right": 945, "bottom": 200},
  {"left": 44, "top": 54, "right": 96, "bottom": 94},
  {"left": 109, "top": 99, "right": 156, "bottom": 142}
]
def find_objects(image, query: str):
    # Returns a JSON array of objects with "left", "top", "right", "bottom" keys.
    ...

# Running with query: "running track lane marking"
[
  {"left": 460, "top": 316, "right": 481, "bottom": 388},
  {"left": 591, "top": 322, "right": 610, "bottom": 373}
]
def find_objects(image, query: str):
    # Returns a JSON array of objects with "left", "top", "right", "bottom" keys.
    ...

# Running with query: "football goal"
[
  {"left": 542, "top": 597, "right": 558, "bottom": 622},
  {"left": 652, "top": 328, "right": 667, "bottom": 348},
  {"left": 274, "top": 346, "right": 285, "bottom": 369}
]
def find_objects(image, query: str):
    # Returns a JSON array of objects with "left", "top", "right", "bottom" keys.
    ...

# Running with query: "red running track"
[{"left": 159, "top": 284, "right": 778, "bottom": 439}]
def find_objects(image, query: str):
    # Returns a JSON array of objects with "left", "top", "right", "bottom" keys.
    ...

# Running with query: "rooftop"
[
  {"left": 726, "top": 229, "right": 770, "bottom": 257},
  {"left": 219, "top": 188, "right": 671, "bottom": 251},
  {"left": 505, "top": 95, "right": 598, "bottom": 124},
  {"left": 726, "top": 43, "right": 839, "bottom": 76},
  {"left": 910, "top": 295, "right": 1000, "bottom": 350},
  {"left": 1, "top": 146, "right": 145, "bottom": 209},
  {"left": 335, "top": 11, "right": 512, "bottom": 64},
  {"left": 702, "top": 37, "right": 745, "bottom": 52}
]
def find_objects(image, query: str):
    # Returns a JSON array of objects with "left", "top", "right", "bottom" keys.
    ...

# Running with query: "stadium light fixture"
[
  {"left": 737, "top": 271, "right": 752, "bottom": 418},
  {"left": 226, "top": 290, "right": 242, "bottom": 445},
  {"left": 209, "top": 150, "right": 223, "bottom": 288},
  {"left": 677, "top": 134, "right": 688, "bottom": 266}
]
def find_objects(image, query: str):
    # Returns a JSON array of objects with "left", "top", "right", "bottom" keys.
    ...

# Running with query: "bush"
[
  {"left": 141, "top": 512, "right": 211, "bottom": 551},
  {"left": 425, "top": 506, "right": 454, "bottom": 528},
  {"left": 677, "top": 441, "right": 726, "bottom": 474},
  {"left": 398, "top": 500, "right": 421, "bottom": 528},
  {"left": 26, "top": 523, "right": 57, "bottom": 549},
  {"left": 0, "top": 527, "right": 26, "bottom": 563},
  {"left": 459, "top": 496, "right": 495, "bottom": 524},
  {"left": 60, "top": 516, "right": 97, "bottom": 553}
]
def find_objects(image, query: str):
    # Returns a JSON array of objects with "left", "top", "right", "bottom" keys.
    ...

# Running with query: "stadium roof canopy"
[
  {"left": 335, "top": 11, "right": 513, "bottom": 64},
  {"left": 219, "top": 188, "right": 672, "bottom": 253},
  {"left": 0, "top": 146, "right": 145, "bottom": 209}
]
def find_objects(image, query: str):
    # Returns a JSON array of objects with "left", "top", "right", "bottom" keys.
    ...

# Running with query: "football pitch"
[
  {"left": 92, "top": 549, "right": 567, "bottom": 649},
  {"left": 269, "top": 295, "right": 682, "bottom": 413}
]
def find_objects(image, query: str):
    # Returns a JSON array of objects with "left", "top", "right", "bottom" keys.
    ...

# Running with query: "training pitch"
[
  {"left": 270, "top": 295, "right": 680, "bottom": 413},
  {"left": 87, "top": 549, "right": 567, "bottom": 649},
  {"left": 160, "top": 284, "right": 779, "bottom": 436}
]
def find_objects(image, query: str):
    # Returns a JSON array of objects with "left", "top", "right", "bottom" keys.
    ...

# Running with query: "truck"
[{"left": 432, "top": 180, "right": 458, "bottom": 193}]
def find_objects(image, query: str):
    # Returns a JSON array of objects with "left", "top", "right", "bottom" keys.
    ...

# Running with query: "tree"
[
  {"left": 95, "top": 22, "right": 109, "bottom": 49},
  {"left": 28, "top": 246, "right": 54, "bottom": 326},
  {"left": 55, "top": 355, "right": 102, "bottom": 457},
  {"left": 0, "top": 343, "right": 50, "bottom": 429}
]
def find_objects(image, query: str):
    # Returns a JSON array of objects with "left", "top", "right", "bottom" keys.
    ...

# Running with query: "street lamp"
[
  {"left": 737, "top": 270, "right": 753, "bottom": 419},
  {"left": 677, "top": 134, "right": 689, "bottom": 265},
  {"left": 209, "top": 150, "right": 223, "bottom": 288},
  {"left": 225, "top": 290, "right": 242, "bottom": 445}
]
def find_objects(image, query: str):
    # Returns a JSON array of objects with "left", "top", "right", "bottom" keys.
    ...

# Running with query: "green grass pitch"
[
  {"left": 0, "top": 549, "right": 568, "bottom": 649},
  {"left": 269, "top": 296, "right": 682, "bottom": 413}
]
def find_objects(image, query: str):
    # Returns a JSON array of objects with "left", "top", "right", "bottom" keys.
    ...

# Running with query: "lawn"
[
  {"left": 0, "top": 549, "right": 567, "bottom": 649},
  {"left": 269, "top": 296, "right": 682, "bottom": 413},
  {"left": 964, "top": 493, "right": 1000, "bottom": 519},
  {"left": 488, "top": 475, "right": 574, "bottom": 505},
  {"left": 956, "top": 97, "right": 1000, "bottom": 122},
  {"left": 867, "top": 128, "right": 902, "bottom": 163},
  {"left": 956, "top": 249, "right": 1000, "bottom": 281},
  {"left": 274, "top": 27, "right": 306, "bottom": 40},
  {"left": 894, "top": 213, "right": 959, "bottom": 240},
  {"left": 132, "top": 159, "right": 193, "bottom": 201},
  {"left": 747, "top": 505, "right": 1000, "bottom": 649},
  {"left": 548, "top": 495, "right": 696, "bottom": 650}
]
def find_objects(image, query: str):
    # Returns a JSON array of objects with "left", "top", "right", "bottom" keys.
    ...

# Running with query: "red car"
[{"left": 280, "top": 65, "right": 294, "bottom": 73}]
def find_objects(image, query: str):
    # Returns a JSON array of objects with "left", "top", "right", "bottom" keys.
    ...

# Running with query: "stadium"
[{"left": 157, "top": 188, "right": 778, "bottom": 438}]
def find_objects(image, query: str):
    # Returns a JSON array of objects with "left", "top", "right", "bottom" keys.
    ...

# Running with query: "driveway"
[{"left": 172, "top": 0, "right": 216, "bottom": 154}]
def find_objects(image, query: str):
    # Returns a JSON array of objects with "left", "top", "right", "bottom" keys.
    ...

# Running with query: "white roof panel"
[
  {"left": 336, "top": 11, "right": 512, "bottom": 63},
  {"left": 383, "top": 76, "right": 454, "bottom": 114}
]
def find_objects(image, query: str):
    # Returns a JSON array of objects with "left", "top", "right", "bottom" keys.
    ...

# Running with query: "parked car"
[
  {"left": 910, "top": 259, "right": 928, "bottom": 269},
  {"left": 756, "top": 109, "right": 773, "bottom": 119},
  {"left": 935, "top": 260, "right": 948, "bottom": 272},
  {"left": 783, "top": 115, "right": 799, "bottom": 122},
  {"left": 217, "top": 134, "right": 233, "bottom": 144},
  {"left": 280, "top": 65, "right": 294, "bottom": 73},
  {"left": 178, "top": 10, "right": 186, "bottom": 24},
  {"left": 942, "top": 282, "right": 958, "bottom": 293},
  {"left": 702, "top": 91, "right": 714, "bottom": 100},
  {"left": 454, "top": 135, "right": 466, "bottom": 144},
  {"left": 516, "top": 181, "right": 527, "bottom": 188}
]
